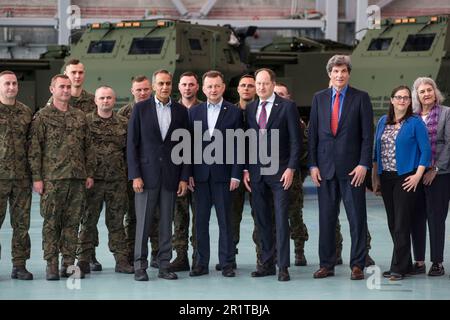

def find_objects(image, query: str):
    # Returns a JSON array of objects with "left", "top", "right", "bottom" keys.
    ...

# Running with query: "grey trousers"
[{"left": 134, "top": 184, "right": 176, "bottom": 270}]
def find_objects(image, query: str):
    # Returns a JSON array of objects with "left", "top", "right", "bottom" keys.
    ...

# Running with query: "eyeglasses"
[{"left": 393, "top": 96, "right": 410, "bottom": 101}]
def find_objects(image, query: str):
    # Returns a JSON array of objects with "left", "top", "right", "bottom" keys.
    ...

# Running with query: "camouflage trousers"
[
  {"left": 0, "top": 179, "right": 32, "bottom": 266},
  {"left": 335, "top": 218, "right": 372, "bottom": 258},
  {"left": 172, "top": 191, "right": 196, "bottom": 254},
  {"left": 78, "top": 180, "right": 129, "bottom": 262},
  {"left": 41, "top": 179, "right": 85, "bottom": 265},
  {"left": 124, "top": 181, "right": 159, "bottom": 258}
]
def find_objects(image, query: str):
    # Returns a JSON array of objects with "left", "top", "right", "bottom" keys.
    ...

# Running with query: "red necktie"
[
  {"left": 331, "top": 91, "right": 340, "bottom": 136},
  {"left": 258, "top": 101, "right": 268, "bottom": 129}
]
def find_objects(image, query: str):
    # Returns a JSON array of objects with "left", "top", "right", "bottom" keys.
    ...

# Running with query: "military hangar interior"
[{"left": 0, "top": 0, "right": 450, "bottom": 301}]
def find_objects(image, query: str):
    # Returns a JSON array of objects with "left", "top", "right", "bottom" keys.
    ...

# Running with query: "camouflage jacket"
[
  {"left": 28, "top": 103, "right": 95, "bottom": 181},
  {"left": 117, "top": 102, "right": 134, "bottom": 121},
  {"left": 0, "top": 101, "right": 32, "bottom": 179},
  {"left": 47, "top": 89, "right": 96, "bottom": 114},
  {"left": 86, "top": 112, "right": 128, "bottom": 181}
]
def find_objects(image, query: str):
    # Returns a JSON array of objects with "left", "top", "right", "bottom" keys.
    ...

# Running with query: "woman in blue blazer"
[{"left": 372, "top": 85, "right": 431, "bottom": 280}]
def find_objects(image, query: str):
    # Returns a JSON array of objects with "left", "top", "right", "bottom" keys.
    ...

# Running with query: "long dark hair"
[{"left": 386, "top": 85, "right": 413, "bottom": 125}]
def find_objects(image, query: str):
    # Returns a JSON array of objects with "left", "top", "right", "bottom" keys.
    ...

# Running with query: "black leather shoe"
[
  {"left": 158, "top": 269, "right": 178, "bottom": 280},
  {"left": 134, "top": 269, "right": 149, "bottom": 281},
  {"left": 222, "top": 267, "right": 235, "bottom": 277},
  {"left": 11, "top": 266, "right": 33, "bottom": 280},
  {"left": 215, "top": 262, "right": 237, "bottom": 271},
  {"left": 278, "top": 267, "right": 290, "bottom": 281},
  {"left": 190, "top": 266, "right": 209, "bottom": 277},
  {"left": 410, "top": 262, "right": 426, "bottom": 275},
  {"left": 383, "top": 270, "right": 391, "bottom": 278}
]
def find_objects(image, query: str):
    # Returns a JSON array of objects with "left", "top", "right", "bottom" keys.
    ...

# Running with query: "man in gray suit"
[{"left": 127, "top": 69, "right": 190, "bottom": 281}]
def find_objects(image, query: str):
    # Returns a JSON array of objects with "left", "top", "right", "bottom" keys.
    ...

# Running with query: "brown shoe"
[
  {"left": 115, "top": 259, "right": 134, "bottom": 274},
  {"left": 351, "top": 266, "right": 364, "bottom": 280},
  {"left": 313, "top": 267, "right": 335, "bottom": 279}
]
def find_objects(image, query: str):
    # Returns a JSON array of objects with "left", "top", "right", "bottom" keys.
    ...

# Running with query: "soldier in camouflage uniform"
[
  {"left": 77, "top": 86, "right": 134, "bottom": 275},
  {"left": 0, "top": 71, "right": 33, "bottom": 280},
  {"left": 118, "top": 75, "right": 160, "bottom": 268},
  {"left": 274, "top": 83, "right": 309, "bottom": 266},
  {"left": 28, "top": 74, "right": 95, "bottom": 281},
  {"left": 168, "top": 71, "right": 201, "bottom": 272},
  {"left": 47, "top": 59, "right": 100, "bottom": 270}
]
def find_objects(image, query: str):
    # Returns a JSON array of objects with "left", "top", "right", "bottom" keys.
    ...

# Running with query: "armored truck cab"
[
  {"left": 350, "top": 15, "right": 450, "bottom": 117},
  {"left": 67, "top": 19, "right": 246, "bottom": 106}
]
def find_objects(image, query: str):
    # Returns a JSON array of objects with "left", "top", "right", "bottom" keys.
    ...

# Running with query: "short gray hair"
[
  {"left": 326, "top": 55, "right": 352, "bottom": 74},
  {"left": 152, "top": 69, "right": 172, "bottom": 83},
  {"left": 411, "top": 77, "right": 444, "bottom": 112}
]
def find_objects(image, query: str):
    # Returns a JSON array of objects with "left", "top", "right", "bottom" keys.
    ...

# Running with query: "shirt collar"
[
  {"left": 154, "top": 96, "right": 171, "bottom": 108},
  {"left": 259, "top": 92, "right": 276, "bottom": 106},
  {"left": 332, "top": 85, "right": 348, "bottom": 98},
  {"left": 207, "top": 98, "right": 223, "bottom": 109}
]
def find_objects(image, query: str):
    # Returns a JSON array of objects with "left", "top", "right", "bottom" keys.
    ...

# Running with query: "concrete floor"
[{"left": 0, "top": 178, "right": 449, "bottom": 300}]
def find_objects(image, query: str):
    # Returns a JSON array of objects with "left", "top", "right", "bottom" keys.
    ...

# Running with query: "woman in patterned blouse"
[{"left": 372, "top": 85, "right": 431, "bottom": 281}]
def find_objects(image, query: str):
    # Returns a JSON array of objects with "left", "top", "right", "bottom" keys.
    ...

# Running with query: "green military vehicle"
[
  {"left": 248, "top": 36, "right": 352, "bottom": 119},
  {"left": 350, "top": 15, "right": 450, "bottom": 118},
  {"left": 67, "top": 19, "right": 246, "bottom": 107},
  {"left": 0, "top": 45, "right": 68, "bottom": 112}
]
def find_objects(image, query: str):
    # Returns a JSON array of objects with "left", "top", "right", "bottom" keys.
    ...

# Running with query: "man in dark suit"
[
  {"left": 127, "top": 69, "right": 189, "bottom": 281},
  {"left": 308, "top": 55, "right": 373, "bottom": 280},
  {"left": 188, "top": 70, "right": 243, "bottom": 278},
  {"left": 243, "top": 68, "right": 302, "bottom": 282}
]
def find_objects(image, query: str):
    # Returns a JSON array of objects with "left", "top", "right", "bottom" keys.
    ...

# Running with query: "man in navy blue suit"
[
  {"left": 188, "top": 70, "right": 243, "bottom": 278},
  {"left": 243, "top": 68, "right": 302, "bottom": 282},
  {"left": 127, "top": 69, "right": 190, "bottom": 281},
  {"left": 308, "top": 55, "right": 373, "bottom": 280}
]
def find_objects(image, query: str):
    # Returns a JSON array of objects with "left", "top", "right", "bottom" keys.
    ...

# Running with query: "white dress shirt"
[
  {"left": 155, "top": 96, "right": 172, "bottom": 140},
  {"left": 207, "top": 98, "right": 223, "bottom": 136}
]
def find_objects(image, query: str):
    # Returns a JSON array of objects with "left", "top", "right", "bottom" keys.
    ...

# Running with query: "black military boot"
[
  {"left": 295, "top": 251, "right": 307, "bottom": 266},
  {"left": 11, "top": 265, "right": 33, "bottom": 280},
  {"left": 150, "top": 251, "right": 159, "bottom": 269},
  {"left": 90, "top": 252, "right": 102, "bottom": 271},
  {"left": 169, "top": 251, "right": 190, "bottom": 272},
  {"left": 365, "top": 253, "right": 375, "bottom": 267},
  {"left": 61, "top": 262, "right": 85, "bottom": 279},
  {"left": 46, "top": 263, "right": 60, "bottom": 281},
  {"left": 77, "top": 260, "right": 91, "bottom": 274}
]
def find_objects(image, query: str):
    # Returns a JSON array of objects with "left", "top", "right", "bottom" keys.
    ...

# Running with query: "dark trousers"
[
  {"left": 134, "top": 184, "right": 176, "bottom": 270},
  {"left": 317, "top": 175, "right": 367, "bottom": 270},
  {"left": 194, "top": 180, "right": 234, "bottom": 269},
  {"left": 411, "top": 173, "right": 450, "bottom": 263},
  {"left": 251, "top": 177, "right": 290, "bottom": 268},
  {"left": 380, "top": 171, "right": 417, "bottom": 274}
]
